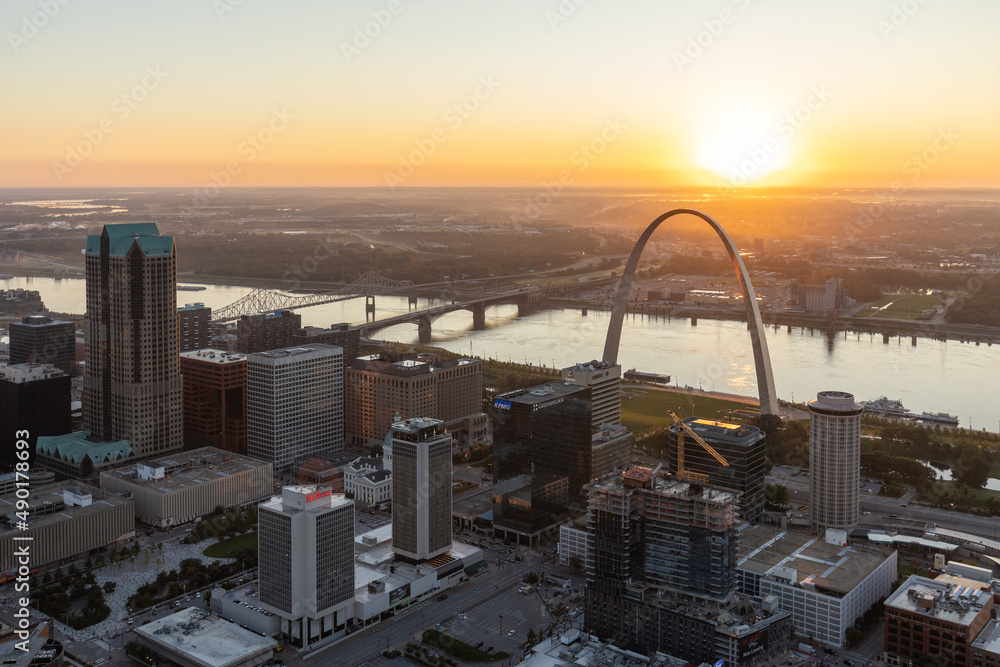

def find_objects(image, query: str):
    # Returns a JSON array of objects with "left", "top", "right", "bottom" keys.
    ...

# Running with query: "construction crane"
[{"left": 668, "top": 410, "right": 729, "bottom": 484}]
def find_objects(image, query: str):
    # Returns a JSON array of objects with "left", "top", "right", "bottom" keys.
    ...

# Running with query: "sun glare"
[{"left": 693, "top": 105, "right": 792, "bottom": 186}]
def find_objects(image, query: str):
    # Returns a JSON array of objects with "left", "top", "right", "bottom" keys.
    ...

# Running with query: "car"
[
  {"left": 843, "top": 661, "right": 855, "bottom": 667},
  {"left": 458, "top": 613, "right": 468, "bottom": 620},
  {"left": 196, "top": 592, "right": 201, "bottom": 598},
  {"left": 475, "top": 641, "right": 484, "bottom": 649},
  {"left": 485, "top": 646, "right": 493, "bottom": 653},
  {"left": 437, "top": 594, "right": 448, "bottom": 601},
  {"left": 127, "top": 619, "right": 134, "bottom": 625},
  {"left": 824, "top": 648, "right": 837, "bottom": 655},
  {"left": 174, "top": 602, "right": 181, "bottom": 607},
  {"left": 901, "top": 503, "right": 908, "bottom": 508},
  {"left": 508, "top": 629, "right": 516, "bottom": 637}
]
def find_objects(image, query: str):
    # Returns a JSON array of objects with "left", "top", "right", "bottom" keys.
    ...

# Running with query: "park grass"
[
  {"left": 203, "top": 531, "right": 258, "bottom": 558},
  {"left": 620, "top": 385, "right": 758, "bottom": 435},
  {"left": 861, "top": 294, "right": 942, "bottom": 320}
]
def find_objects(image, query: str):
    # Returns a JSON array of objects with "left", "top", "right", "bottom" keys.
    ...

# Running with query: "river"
[{"left": 6, "top": 276, "right": 999, "bottom": 433}]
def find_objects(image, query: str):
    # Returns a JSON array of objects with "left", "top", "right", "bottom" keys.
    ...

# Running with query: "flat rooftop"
[
  {"left": 136, "top": 607, "right": 276, "bottom": 667},
  {"left": 886, "top": 574, "right": 992, "bottom": 627},
  {"left": 451, "top": 487, "right": 493, "bottom": 520},
  {"left": 249, "top": 344, "right": 341, "bottom": 360},
  {"left": 180, "top": 349, "right": 246, "bottom": 365},
  {"left": 0, "top": 481, "right": 130, "bottom": 539},
  {"left": 499, "top": 381, "right": 586, "bottom": 406},
  {"left": 738, "top": 524, "right": 894, "bottom": 596},
  {"left": 973, "top": 619, "right": 1000, "bottom": 655},
  {"left": 672, "top": 416, "right": 765, "bottom": 446},
  {"left": 590, "top": 469, "right": 738, "bottom": 506},
  {"left": 101, "top": 448, "right": 270, "bottom": 494}
]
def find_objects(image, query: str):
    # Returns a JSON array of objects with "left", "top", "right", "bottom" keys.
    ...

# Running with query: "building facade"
[
  {"left": 83, "top": 223, "right": 183, "bottom": 458},
  {"left": 345, "top": 353, "right": 482, "bottom": 445},
  {"left": 177, "top": 302, "right": 212, "bottom": 352},
  {"left": 291, "top": 324, "right": 360, "bottom": 369},
  {"left": 0, "top": 363, "right": 71, "bottom": 471},
  {"left": 237, "top": 310, "right": 302, "bottom": 354},
  {"left": 9, "top": 314, "right": 76, "bottom": 373},
  {"left": 809, "top": 391, "right": 863, "bottom": 533},
  {"left": 247, "top": 345, "right": 344, "bottom": 471},
  {"left": 180, "top": 349, "right": 247, "bottom": 454},
  {"left": 667, "top": 417, "right": 767, "bottom": 523},
  {"left": 258, "top": 486, "right": 355, "bottom": 651},
  {"left": 491, "top": 382, "right": 592, "bottom": 545},
  {"left": 562, "top": 360, "right": 621, "bottom": 427},
  {"left": 391, "top": 418, "right": 452, "bottom": 563},
  {"left": 100, "top": 447, "right": 272, "bottom": 527},
  {"left": 590, "top": 424, "right": 633, "bottom": 481}
]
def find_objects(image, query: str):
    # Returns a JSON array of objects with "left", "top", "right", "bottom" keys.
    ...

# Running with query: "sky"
[{"left": 2, "top": 0, "right": 999, "bottom": 189}]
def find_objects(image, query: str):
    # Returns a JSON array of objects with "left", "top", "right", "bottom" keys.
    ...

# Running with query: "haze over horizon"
[{"left": 3, "top": 1, "right": 998, "bottom": 190}]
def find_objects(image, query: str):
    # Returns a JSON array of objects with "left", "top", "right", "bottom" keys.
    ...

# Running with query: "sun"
[{"left": 693, "top": 104, "right": 792, "bottom": 186}]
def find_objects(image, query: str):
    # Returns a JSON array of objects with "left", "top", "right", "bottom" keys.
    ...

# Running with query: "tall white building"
[
  {"left": 258, "top": 485, "right": 354, "bottom": 650},
  {"left": 247, "top": 345, "right": 343, "bottom": 471},
  {"left": 808, "top": 391, "right": 863, "bottom": 533},
  {"left": 562, "top": 360, "right": 621, "bottom": 427},
  {"left": 390, "top": 418, "right": 452, "bottom": 563}
]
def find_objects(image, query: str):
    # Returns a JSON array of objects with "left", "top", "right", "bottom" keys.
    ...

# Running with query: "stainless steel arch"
[{"left": 602, "top": 208, "right": 779, "bottom": 415}]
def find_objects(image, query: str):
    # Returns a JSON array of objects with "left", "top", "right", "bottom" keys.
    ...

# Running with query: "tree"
[
  {"left": 953, "top": 451, "right": 990, "bottom": 489},
  {"left": 764, "top": 482, "right": 789, "bottom": 510},
  {"left": 845, "top": 627, "right": 863, "bottom": 647}
]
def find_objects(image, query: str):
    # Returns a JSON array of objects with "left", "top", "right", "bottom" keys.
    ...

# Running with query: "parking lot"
[{"left": 440, "top": 585, "right": 554, "bottom": 656}]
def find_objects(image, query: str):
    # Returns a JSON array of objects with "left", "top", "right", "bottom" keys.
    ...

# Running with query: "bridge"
[
  {"left": 211, "top": 272, "right": 416, "bottom": 322},
  {"left": 356, "top": 287, "right": 550, "bottom": 344}
]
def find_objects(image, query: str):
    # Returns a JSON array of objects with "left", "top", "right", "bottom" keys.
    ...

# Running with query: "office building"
[
  {"left": 237, "top": 310, "right": 302, "bottom": 354},
  {"left": 0, "top": 363, "right": 71, "bottom": 471},
  {"left": 972, "top": 621, "right": 1000, "bottom": 667},
  {"left": 177, "top": 302, "right": 212, "bottom": 352},
  {"left": 258, "top": 486, "right": 355, "bottom": 650},
  {"left": 35, "top": 430, "right": 132, "bottom": 483},
  {"left": 291, "top": 323, "right": 360, "bottom": 368},
  {"left": 583, "top": 468, "right": 787, "bottom": 664},
  {"left": 590, "top": 424, "right": 633, "bottom": 480},
  {"left": 491, "top": 382, "right": 591, "bottom": 545},
  {"left": 0, "top": 289, "right": 44, "bottom": 315},
  {"left": 180, "top": 349, "right": 247, "bottom": 454},
  {"left": 884, "top": 575, "right": 994, "bottom": 666},
  {"left": 100, "top": 447, "right": 272, "bottom": 527},
  {"left": 391, "top": 418, "right": 452, "bottom": 562},
  {"left": 666, "top": 417, "right": 766, "bottom": 522},
  {"left": 345, "top": 353, "right": 483, "bottom": 445},
  {"left": 135, "top": 608, "right": 277, "bottom": 667},
  {"left": 83, "top": 223, "right": 183, "bottom": 458},
  {"left": 9, "top": 314, "right": 75, "bottom": 373},
  {"left": 809, "top": 391, "right": 863, "bottom": 533},
  {"left": 737, "top": 524, "right": 897, "bottom": 647},
  {"left": 562, "top": 360, "right": 621, "bottom": 426},
  {"left": 0, "top": 481, "right": 134, "bottom": 571},
  {"left": 247, "top": 345, "right": 343, "bottom": 471}
]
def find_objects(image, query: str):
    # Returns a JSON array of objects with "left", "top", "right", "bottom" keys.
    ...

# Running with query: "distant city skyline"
[{"left": 3, "top": 1, "right": 998, "bottom": 188}]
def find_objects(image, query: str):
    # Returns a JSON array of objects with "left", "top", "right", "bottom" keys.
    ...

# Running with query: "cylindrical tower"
[{"left": 808, "top": 391, "right": 864, "bottom": 533}]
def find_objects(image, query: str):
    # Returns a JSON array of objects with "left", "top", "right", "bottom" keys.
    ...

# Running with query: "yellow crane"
[{"left": 669, "top": 410, "right": 729, "bottom": 483}]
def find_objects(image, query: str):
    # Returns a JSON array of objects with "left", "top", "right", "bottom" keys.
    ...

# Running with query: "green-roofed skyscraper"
[{"left": 83, "top": 223, "right": 183, "bottom": 458}]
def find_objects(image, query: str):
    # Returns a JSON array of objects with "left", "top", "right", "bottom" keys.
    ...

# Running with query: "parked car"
[{"left": 437, "top": 594, "right": 448, "bottom": 601}]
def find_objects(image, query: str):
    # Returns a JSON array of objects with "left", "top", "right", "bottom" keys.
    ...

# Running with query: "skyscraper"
[
  {"left": 491, "top": 382, "right": 592, "bottom": 545},
  {"left": 809, "top": 391, "right": 863, "bottom": 533},
  {"left": 247, "top": 344, "right": 343, "bottom": 471},
  {"left": 562, "top": 360, "right": 621, "bottom": 427},
  {"left": 83, "top": 223, "right": 183, "bottom": 458},
  {"left": 258, "top": 486, "right": 355, "bottom": 650},
  {"left": 390, "top": 418, "right": 452, "bottom": 563},
  {"left": 666, "top": 417, "right": 766, "bottom": 522},
  {"left": 0, "top": 363, "right": 72, "bottom": 470}
]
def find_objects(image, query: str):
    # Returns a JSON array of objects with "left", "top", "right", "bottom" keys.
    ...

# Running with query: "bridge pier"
[
  {"left": 366, "top": 295, "right": 376, "bottom": 322},
  {"left": 472, "top": 303, "right": 486, "bottom": 331},
  {"left": 418, "top": 314, "right": 432, "bottom": 344},
  {"left": 408, "top": 292, "right": 418, "bottom": 310}
]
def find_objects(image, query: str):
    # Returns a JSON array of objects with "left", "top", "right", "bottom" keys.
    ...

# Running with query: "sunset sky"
[{"left": 3, "top": 0, "right": 998, "bottom": 189}]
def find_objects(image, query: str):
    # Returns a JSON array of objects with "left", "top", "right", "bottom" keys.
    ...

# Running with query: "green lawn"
[
  {"left": 203, "top": 531, "right": 258, "bottom": 558},
  {"left": 620, "top": 386, "right": 758, "bottom": 435},
  {"left": 861, "top": 294, "right": 942, "bottom": 320}
]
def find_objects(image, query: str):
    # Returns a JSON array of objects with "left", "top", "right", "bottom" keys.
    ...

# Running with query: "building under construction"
[{"left": 584, "top": 466, "right": 790, "bottom": 665}]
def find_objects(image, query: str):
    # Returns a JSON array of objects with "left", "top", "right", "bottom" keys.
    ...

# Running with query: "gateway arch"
[{"left": 602, "top": 208, "right": 779, "bottom": 415}]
